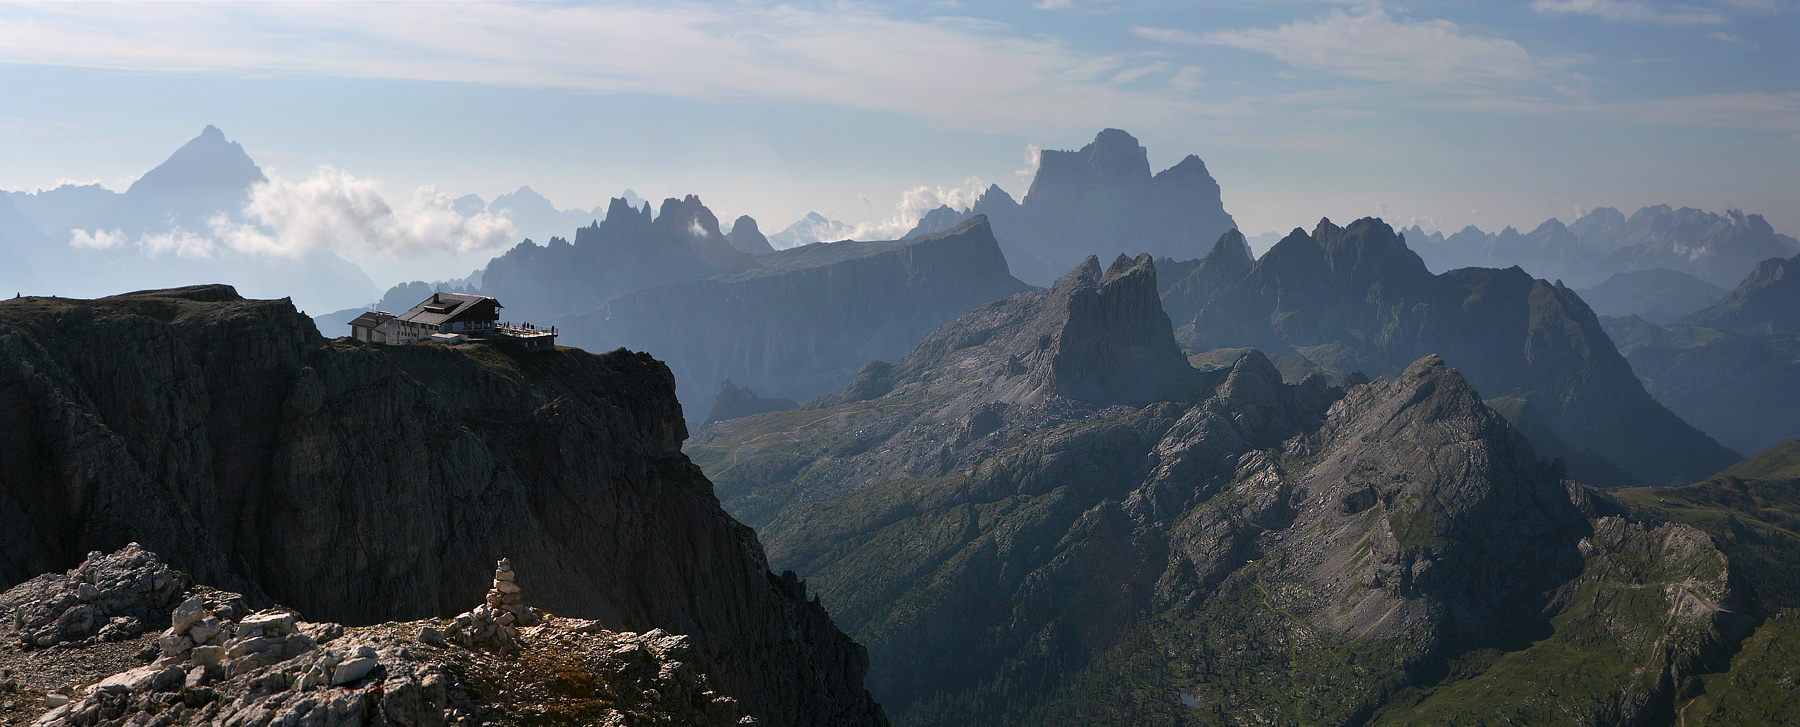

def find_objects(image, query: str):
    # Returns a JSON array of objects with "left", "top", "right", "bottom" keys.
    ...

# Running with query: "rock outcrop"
[
  {"left": 563, "top": 215, "right": 1035, "bottom": 420},
  {"left": 1166, "top": 216, "right": 1739, "bottom": 487},
  {"left": 7, "top": 547, "right": 755, "bottom": 727},
  {"left": 690, "top": 254, "right": 1750, "bottom": 726},
  {"left": 1, "top": 544, "right": 191, "bottom": 650},
  {"left": 0, "top": 286, "right": 885, "bottom": 727}
]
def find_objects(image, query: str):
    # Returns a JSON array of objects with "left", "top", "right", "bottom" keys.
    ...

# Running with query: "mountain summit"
[
  {"left": 124, "top": 125, "right": 265, "bottom": 198},
  {"left": 904, "top": 129, "right": 1236, "bottom": 285}
]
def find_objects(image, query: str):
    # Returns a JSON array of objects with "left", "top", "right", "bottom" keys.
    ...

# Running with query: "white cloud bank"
[
  {"left": 70, "top": 167, "right": 516, "bottom": 260},
  {"left": 849, "top": 178, "right": 993, "bottom": 241}
]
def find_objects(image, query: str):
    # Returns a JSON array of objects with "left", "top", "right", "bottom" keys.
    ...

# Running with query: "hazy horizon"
[{"left": 2, "top": 0, "right": 1796, "bottom": 290}]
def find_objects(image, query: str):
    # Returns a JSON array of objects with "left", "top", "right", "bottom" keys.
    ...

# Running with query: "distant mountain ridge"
[
  {"left": 1163, "top": 217, "right": 1739, "bottom": 487},
  {"left": 769, "top": 211, "right": 859, "bottom": 250},
  {"left": 1403, "top": 205, "right": 1798, "bottom": 288},
  {"left": 478, "top": 194, "right": 756, "bottom": 323},
  {"left": 563, "top": 215, "right": 1034, "bottom": 420}
]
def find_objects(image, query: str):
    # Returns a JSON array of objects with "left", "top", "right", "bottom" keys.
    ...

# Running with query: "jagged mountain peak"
[
  {"left": 1210, "top": 228, "right": 1252, "bottom": 263},
  {"left": 1258, "top": 217, "right": 1429, "bottom": 284},
  {"left": 126, "top": 125, "right": 264, "bottom": 196}
]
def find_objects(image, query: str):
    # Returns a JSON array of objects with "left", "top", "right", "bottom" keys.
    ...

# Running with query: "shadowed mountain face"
[
  {"left": 903, "top": 129, "right": 1236, "bottom": 286},
  {"left": 563, "top": 216, "right": 1034, "bottom": 420},
  {"left": 479, "top": 194, "right": 756, "bottom": 323},
  {"left": 689, "top": 255, "right": 1749, "bottom": 727},
  {"left": 1683, "top": 250, "right": 1800, "bottom": 335},
  {"left": 1161, "top": 217, "right": 1740, "bottom": 488},
  {"left": 0, "top": 286, "right": 886, "bottom": 727},
  {"left": 1595, "top": 253, "right": 1800, "bottom": 456}
]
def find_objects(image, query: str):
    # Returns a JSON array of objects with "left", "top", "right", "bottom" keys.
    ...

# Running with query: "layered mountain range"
[
  {"left": 2, "top": 126, "right": 380, "bottom": 312},
  {"left": 1160, "top": 217, "right": 1738, "bottom": 488},
  {"left": 0, "top": 286, "right": 885, "bottom": 726},
  {"left": 1600, "top": 248, "right": 1800, "bottom": 456},
  {"left": 560, "top": 216, "right": 1034, "bottom": 419},
  {"left": 689, "top": 253, "right": 1765, "bottom": 726},
  {"left": 906, "top": 129, "right": 1236, "bottom": 285},
  {"left": 1403, "top": 205, "right": 1798, "bottom": 289}
]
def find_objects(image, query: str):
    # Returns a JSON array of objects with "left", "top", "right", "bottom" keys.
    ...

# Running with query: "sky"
[{"left": 1, "top": 0, "right": 1795, "bottom": 286}]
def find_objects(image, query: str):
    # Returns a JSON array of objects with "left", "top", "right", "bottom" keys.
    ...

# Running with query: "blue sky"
[{"left": 1, "top": 0, "right": 1794, "bottom": 285}]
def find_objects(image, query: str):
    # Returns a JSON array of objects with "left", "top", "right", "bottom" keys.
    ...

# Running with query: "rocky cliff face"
[
  {"left": 0, "top": 286, "right": 885, "bottom": 727},
  {"left": 564, "top": 216, "right": 1035, "bottom": 421},
  {"left": 478, "top": 194, "right": 756, "bottom": 322},
  {"left": 1167, "top": 216, "right": 1739, "bottom": 487},
  {"left": 897, "top": 130, "right": 1236, "bottom": 286},
  {"left": 689, "top": 255, "right": 1749, "bottom": 726}
]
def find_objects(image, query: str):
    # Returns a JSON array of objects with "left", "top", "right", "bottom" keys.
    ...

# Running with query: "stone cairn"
[{"left": 446, "top": 558, "right": 540, "bottom": 654}]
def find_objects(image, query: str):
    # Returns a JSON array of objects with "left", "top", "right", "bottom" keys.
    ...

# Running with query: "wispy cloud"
[
  {"left": 1460, "top": 92, "right": 1800, "bottom": 138},
  {"left": 1132, "top": 26, "right": 1205, "bottom": 44},
  {"left": 1530, "top": 0, "right": 1725, "bottom": 25},
  {"left": 1705, "top": 30, "right": 1757, "bottom": 46},
  {"left": 1202, "top": 8, "right": 1550, "bottom": 86},
  {"left": 1170, "top": 66, "right": 1206, "bottom": 93},
  {"left": 0, "top": 2, "right": 1204, "bottom": 135}
]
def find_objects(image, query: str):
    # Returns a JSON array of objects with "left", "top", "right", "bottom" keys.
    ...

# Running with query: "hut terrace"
[{"left": 349, "top": 292, "right": 557, "bottom": 350}]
